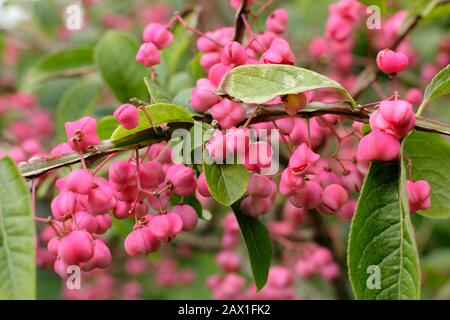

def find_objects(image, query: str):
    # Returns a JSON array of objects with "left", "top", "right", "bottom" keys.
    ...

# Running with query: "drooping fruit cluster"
[{"left": 43, "top": 115, "right": 201, "bottom": 277}]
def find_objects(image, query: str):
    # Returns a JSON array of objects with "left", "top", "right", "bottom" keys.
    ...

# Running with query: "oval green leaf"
[
  {"left": 419, "top": 64, "right": 450, "bottom": 114},
  {"left": 231, "top": 202, "right": 272, "bottom": 290},
  {"left": 144, "top": 77, "right": 172, "bottom": 104},
  {"left": 111, "top": 103, "right": 194, "bottom": 141},
  {"left": 216, "top": 64, "right": 356, "bottom": 107},
  {"left": 94, "top": 31, "right": 148, "bottom": 103},
  {"left": 404, "top": 130, "right": 450, "bottom": 218},
  {"left": 203, "top": 151, "right": 249, "bottom": 206},
  {"left": 0, "top": 157, "right": 36, "bottom": 299},
  {"left": 26, "top": 46, "right": 94, "bottom": 83},
  {"left": 97, "top": 115, "right": 119, "bottom": 140},
  {"left": 348, "top": 161, "right": 420, "bottom": 300}
]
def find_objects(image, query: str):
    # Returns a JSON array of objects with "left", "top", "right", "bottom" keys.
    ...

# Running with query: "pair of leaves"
[
  {"left": 216, "top": 64, "right": 356, "bottom": 107},
  {"left": 0, "top": 157, "right": 35, "bottom": 299},
  {"left": 348, "top": 160, "right": 420, "bottom": 300}
]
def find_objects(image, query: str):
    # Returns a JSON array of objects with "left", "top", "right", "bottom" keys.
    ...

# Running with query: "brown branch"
[
  {"left": 233, "top": 0, "right": 250, "bottom": 43},
  {"left": 18, "top": 102, "right": 450, "bottom": 179}
]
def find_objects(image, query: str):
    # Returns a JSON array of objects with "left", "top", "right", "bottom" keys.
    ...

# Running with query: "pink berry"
[
  {"left": 47, "top": 237, "right": 60, "bottom": 256},
  {"left": 114, "top": 104, "right": 139, "bottom": 129},
  {"left": 142, "top": 23, "right": 173, "bottom": 49},
  {"left": 65, "top": 169, "right": 93, "bottom": 195},
  {"left": 197, "top": 172, "right": 211, "bottom": 197},
  {"left": 86, "top": 178, "right": 116, "bottom": 215},
  {"left": 376, "top": 49, "right": 409, "bottom": 75},
  {"left": 109, "top": 161, "right": 136, "bottom": 187},
  {"left": 171, "top": 204, "right": 198, "bottom": 232},
  {"left": 221, "top": 41, "right": 247, "bottom": 66},
  {"left": 406, "top": 179, "right": 431, "bottom": 213},
  {"left": 74, "top": 211, "right": 98, "bottom": 233},
  {"left": 58, "top": 231, "right": 94, "bottom": 265},
  {"left": 247, "top": 175, "right": 275, "bottom": 198},
  {"left": 261, "top": 38, "right": 295, "bottom": 65},
  {"left": 166, "top": 164, "right": 197, "bottom": 196},
  {"left": 288, "top": 143, "right": 320, "bottom": 174},
  {"left": 147, "top": 213, "right": 184, "bottom": 242},
  {"left": 200, "top": 52, "right": 221, "bottom": 72},
  {"left": 81, "top": 239, "right": 112, "bottom": 271},
  {"left": 54, "top": 258, "right": 69, "bottom": 278},
  {"left": 405, "top": 88, "right": 423, "bottom": 106},
  {"left": 124, "top": 226, "right": 161, "bottom": 256},
  {"left": 208, "top": 63, "right": 234, "bottom": 87},
  {"left": 190, "top": 78, "right": 221, "bottom": 113},
  {"left": 370, "top": 99, "right": 415, "bottom": 138},
  {"left": 136, "top": 42, "right": 161, "bottom": 67},
  {"left": 139, "top": 160, "right": 164, "bottom": 189},
  {"left": 240, "top": 196, "right": 273, "bottom": 217},
  {"left": 339, "top": 199, "right": 357, "bottom": 221},
  {"left": 266, "top": 8, "right": 289, "bottom": 34},
  {"left": 356, "top": 130, "right": 401, "bottom": 161},
  {"left": 242, "top": 141, "right": 273, "bottom": 172},
  {"left": 95, "top": 214, "right": 113, "bottom": 234},
  {"left": 211, "top": 99, "right": 246, "bottom": 129},
  {"left": 289, "top": 180, "right": 323, "bottom": 209},
  {"left": 51, "top": 191, "right": 77, "bottom": 221},
  {"left": 65, "top": 116, "right": 100, "bottom": 152},
  {"left": 279, "top": 167, "right": 304, "bottom": 196},
  {"left": 319, "top": 184, "right": 349, "bottom": 214}
]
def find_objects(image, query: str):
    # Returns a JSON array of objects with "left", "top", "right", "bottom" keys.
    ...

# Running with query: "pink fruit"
[
  {"left": 114, "top": 104, "right": 139, "bottom": 130},
  {"left": 58, "top": 231, "right": 94, "bottom": 265},
  {"left": 124, "top": 227, "right": 160, "bottom": 256}
]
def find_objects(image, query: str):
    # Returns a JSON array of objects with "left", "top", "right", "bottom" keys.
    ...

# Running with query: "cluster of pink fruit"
[
  {"left": 43, "top": 113, "right": 201, "bottom": 277},
  {"left": 0, "top": 92, "right": 53, "bottom": 163}
]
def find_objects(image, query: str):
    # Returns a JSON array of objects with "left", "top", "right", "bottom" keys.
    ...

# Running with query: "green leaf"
[
  {"left": 26, "top": 47, "right": 94, "bottom": 83},
  {"left": 216, "top": 64, "right": 356, "bottom": 107},
  {"left": 348, "top": 160, "right": 420, "bottom": 300},
  {"left": 31, "top": 0, "right": 60, "bottom": 35},
  {"left": 97, "top": 116, "right": 119, "bottom": 140},
  {"left": 56, "top": 80, "right": 101, "bottom": 141},
  {"left": 203, "top": 151, "right": 249, "bottom": 206},
  {"left": 94, "top": 31, "right": 148, "bottom": 103},
  {"left": 111, "top": 103, "right": 194, "bottom": 141},
  {"left": 231, "top": 202, "right": 272, "bottom": 290},
  {"left": 404, "top": 130, "right": 450, "bottom": 218},
  {"left": 187, "top": 53, "right": 205, "bottom": 81},
  {"left": 418, "top": 64, "right": 450, "bottom": 114},
  {"left": 144, "top": 77, "right": 172, "bottom": 104},
  {"left": 358, "top": 0, "right": 386, "bottom": 14},
  {"left": 0, "top": 157, "right": 36, "bottom": 299}
]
